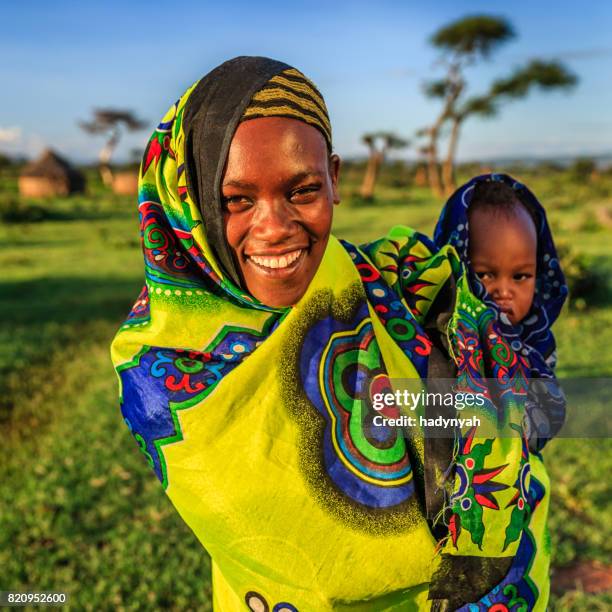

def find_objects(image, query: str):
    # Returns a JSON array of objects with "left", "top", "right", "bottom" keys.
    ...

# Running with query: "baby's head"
[{"left": 468, "top": 182, "right": 538, "bottom": 325}]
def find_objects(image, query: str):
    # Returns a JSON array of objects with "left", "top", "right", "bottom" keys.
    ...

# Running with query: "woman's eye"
[
  {"left": 222, "top": 195, "right": 252, "bottom": 211},
  {"left": 290, "top": 184, "right": 321, "bottom": 203}
]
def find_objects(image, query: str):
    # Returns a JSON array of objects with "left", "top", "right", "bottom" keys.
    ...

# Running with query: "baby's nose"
[{"left": 492, "top": 280, "right": 512, "bottom": 299}]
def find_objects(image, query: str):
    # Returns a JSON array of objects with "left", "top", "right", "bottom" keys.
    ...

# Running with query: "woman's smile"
[{"left": 247, "top": 248, "right": 306, "bottom": 270}]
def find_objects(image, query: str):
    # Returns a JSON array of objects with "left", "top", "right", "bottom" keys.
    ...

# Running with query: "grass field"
[{"left": 1, "top": 167, "right": 610, "bottom": 610}]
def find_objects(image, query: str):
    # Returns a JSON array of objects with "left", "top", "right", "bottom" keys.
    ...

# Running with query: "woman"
[{"left": 111, "top": 57, "right": 551, "bottom": 610}]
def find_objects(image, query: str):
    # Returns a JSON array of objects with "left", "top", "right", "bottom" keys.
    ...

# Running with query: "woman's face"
[{"left": 222, "top": 117, "right": 340, "bottom": 307}]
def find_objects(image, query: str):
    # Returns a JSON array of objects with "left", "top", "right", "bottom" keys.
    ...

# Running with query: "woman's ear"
[{"left": 329, "top": 154, "right": 341, "bottom": 205}]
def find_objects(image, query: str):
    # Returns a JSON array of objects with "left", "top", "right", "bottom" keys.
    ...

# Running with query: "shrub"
[
  {"left": 0, "top": 198, "right": 52, "bottom": 223},
  {"left": 556, "top": 241, "right": 610, "bottom": 307},
  {"left": 570, "top": 157, "right": 596, "bottom": 181}
]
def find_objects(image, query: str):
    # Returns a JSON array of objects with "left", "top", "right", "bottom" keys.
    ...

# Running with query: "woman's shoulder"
[
  {"left": 358, "top": 226, "right": 460, "bottom": 292},
  {"left": 361, "top": 225, "right": 435, "bottom": 256},
  {"left": 337, "top": 226, "right": 460, "bottom": 329}
]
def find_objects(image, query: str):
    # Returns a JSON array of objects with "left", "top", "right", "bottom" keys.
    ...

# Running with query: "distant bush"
[
  {"left": 345, "top": 192, "right": 376, "bottom": 207},
  {"left": 0, "top": 198, "right": 53, "bottom": 223},
  {"left": 0, "top": 194, "right": 122, "bottom": 223},
  {"left": 379, "top": 160, "right": 411, "bottom": 188},
  {"left": 539, "top": 161, "right": 565, "bottom": 173},
  {"left": 556, "top": 241, "right": 610, "bottom": 308},
  {"left": 0, "top": 152, "right": 13, "bottom": 170},
  {"left": 456, "top": 162, "right": 483, "bottom": 176},
  {"left": 570, "top": 157, "right": 596, "bottom": 181},
  {"left": 579, "top": 213, "right": 604, "bottom": 233}
]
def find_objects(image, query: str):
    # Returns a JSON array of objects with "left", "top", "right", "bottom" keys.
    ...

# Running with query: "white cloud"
[
  {"left": 0, "top": 129, "right": 48, "bottom": 160},
  {"left": 0, "top": 126, "right": 21, "bottom": 143}
]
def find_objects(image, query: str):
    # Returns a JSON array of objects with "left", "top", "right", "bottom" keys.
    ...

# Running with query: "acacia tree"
[
  {"left": 420, "top": 16, "right": 577, "bottom": 195},
  {"left": 79, "top": 109, "right": 147, "bottom": 186},
  {"left": 360, "top": 131, "right": 408, "bottom": 199},
  {"left": 441, "top": 60, "right": 576, "bottom": 192},
  {"left": 421, "top": 16, "right": 514, "bottom": 196}
]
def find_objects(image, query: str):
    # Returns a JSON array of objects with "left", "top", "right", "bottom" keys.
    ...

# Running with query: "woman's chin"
[{"left": 241, "top": 251, "right": 320, "bottom": 307}]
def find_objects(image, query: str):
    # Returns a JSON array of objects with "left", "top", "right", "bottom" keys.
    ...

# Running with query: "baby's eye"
[
  {"left": 475, "top": 271, "right": 493, "bottom": 280},
  {"left": 514, "top": 273, "right": 533, "bottom": 281}
]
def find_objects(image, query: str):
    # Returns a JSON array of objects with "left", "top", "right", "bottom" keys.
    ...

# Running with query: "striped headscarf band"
[{"left": 242, "top": 68, "right": 332, "bottom": 150}]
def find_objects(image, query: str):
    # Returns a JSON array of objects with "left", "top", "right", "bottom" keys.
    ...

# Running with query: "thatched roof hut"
[
  {"left": 112, "top": 171, "right": 139, "bottom": 195},
  {"left": 19, "top": 149, "right": 86, "bottom": 198}
]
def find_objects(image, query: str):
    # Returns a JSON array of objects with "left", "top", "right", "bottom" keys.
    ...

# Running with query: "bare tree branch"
[{"left": 78, "top": 108, "right": 147, "bottom": 186}]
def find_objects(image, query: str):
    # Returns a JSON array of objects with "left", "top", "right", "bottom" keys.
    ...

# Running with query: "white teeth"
[{"left": 250, "top": 250, "right": 302, "bottom": 269}]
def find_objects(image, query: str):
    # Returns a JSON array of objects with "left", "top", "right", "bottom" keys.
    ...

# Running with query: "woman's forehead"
[
  {"left": 223, "top": 118, "right": 330, "bottom": 182},
  {"left": 232, "top": 117, "right": 328, "bottom": 149}
]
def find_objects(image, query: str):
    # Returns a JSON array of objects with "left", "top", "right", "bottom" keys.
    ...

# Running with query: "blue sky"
[{"left": 2, "top": 0, "right": 611, "bottom": 163}]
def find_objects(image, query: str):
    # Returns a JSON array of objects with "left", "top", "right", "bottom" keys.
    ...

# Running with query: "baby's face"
[{"left": 468, "top": 205, "right": 537, "bottom": 325}]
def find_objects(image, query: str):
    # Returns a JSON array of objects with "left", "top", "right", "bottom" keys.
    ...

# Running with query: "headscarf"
[
  {"left": 111, "top": 59, "right": 552, "bottom": 610},
  {"left": 434, "top": 173, "right": 568, "bottom": 450}
]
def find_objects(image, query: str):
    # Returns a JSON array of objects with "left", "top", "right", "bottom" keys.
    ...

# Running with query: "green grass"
[{"left": 1, "top": 169, "right": 610, "bottom": 610}]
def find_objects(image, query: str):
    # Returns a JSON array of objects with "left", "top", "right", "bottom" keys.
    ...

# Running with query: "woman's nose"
[{"left": 252, "top": 199, "right": 297, "bottom": 243}]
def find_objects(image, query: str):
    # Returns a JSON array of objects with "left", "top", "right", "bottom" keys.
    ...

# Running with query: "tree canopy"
[
  {"left": 79, "top": 109, "right": 147, "bottom": 135},
  {"left": 491, "top": 60, "right": 578, "bottom": 99},
  {"left": 430, "top": 15, "right": 514, "bottom": 60}
]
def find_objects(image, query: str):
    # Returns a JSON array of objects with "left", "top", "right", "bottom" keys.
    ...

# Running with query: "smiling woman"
[{"left": 111, "top": 56, "right": 555, "bottom": 611}]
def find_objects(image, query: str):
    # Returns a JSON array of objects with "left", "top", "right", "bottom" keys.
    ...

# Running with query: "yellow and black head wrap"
[
  {"left": 183, "top": 56, "right": 332, "bottom": 285},
  {"left": 241, "top": 67, "right": 332, "bottom": 151}
]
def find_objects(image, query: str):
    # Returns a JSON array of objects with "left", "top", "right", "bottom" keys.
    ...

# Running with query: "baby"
[
  {"left": 468, "top": 181, "right": 538, "bottom": 326},
  {"left": 434, "top": 174, "right": 568, "bottom": 450}
]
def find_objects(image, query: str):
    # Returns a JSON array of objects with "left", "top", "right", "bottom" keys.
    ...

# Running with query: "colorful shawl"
[
  {"left": 111, "top": 59, "right": 552, "bottom": 610},
  {"left": 433, "top": 174, "right": 568, "bottom": 451}
]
